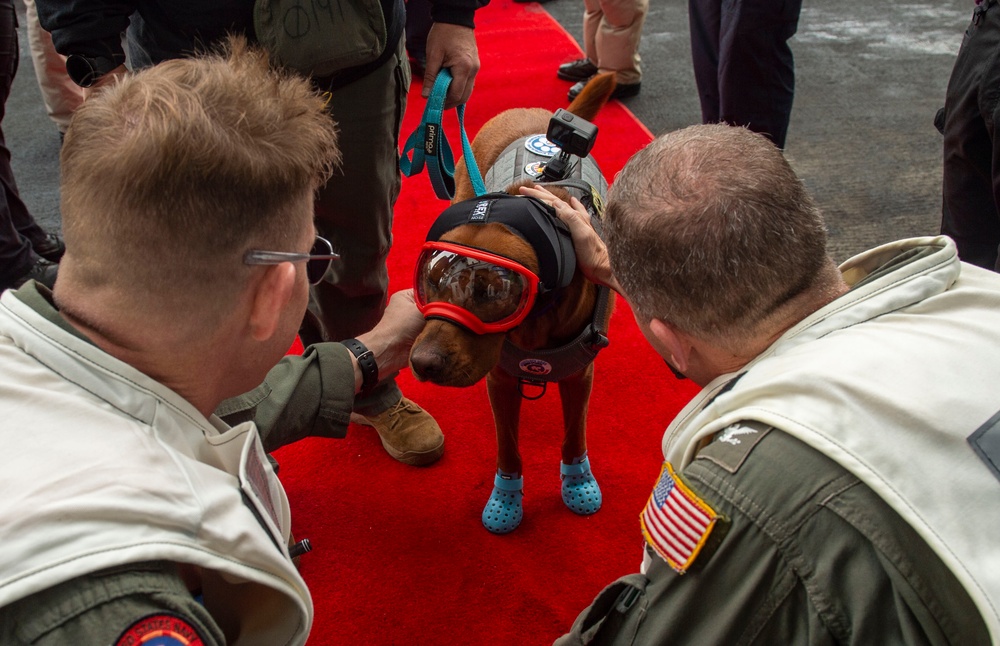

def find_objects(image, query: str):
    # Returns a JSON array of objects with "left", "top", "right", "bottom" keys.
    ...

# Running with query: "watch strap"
[{"left": 343, "top": 338, "right": 378, "bottom": 397}]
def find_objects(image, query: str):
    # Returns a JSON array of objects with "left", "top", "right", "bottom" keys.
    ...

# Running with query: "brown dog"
[{"left": 409, "top": 74, "right": 616, "bottom": 533}]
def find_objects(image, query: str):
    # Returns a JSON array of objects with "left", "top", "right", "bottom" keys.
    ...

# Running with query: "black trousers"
[
  {"left": 938, "top": 0, "right": 1000, "bottom": 271},
  {"left": 0, "top": 0, "right": 45, "bottom": 285},
  {"left": 688, "top": 0, "right": 802, "bottom": 149}
]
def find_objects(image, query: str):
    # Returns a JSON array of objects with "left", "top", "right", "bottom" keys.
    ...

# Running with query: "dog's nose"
[{"left": 410, "top": 345, "right": 449, "bottom": 382}]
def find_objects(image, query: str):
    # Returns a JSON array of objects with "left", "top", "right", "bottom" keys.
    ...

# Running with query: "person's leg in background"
[
  {"left": 582, "top": 0, "right": 604, "bottom": 74},
  {"left": 303, "top": 37, "right": 445, "bottom": 466},
  {"left": 0, "top": 0, "right": 59, "bottom": 291},
  {"left": 938, "top": 0, "right": 1000, "bottom": 270},
  {"left": 688, "top": 0, "right": 722, "bottom": 125},
  {"left": 591, "top": 0, "right": 647, "bottom": 87},
  {"left": 716, "top": 0, "right": 800, "bottom": 149},
  {"left": 23, "top": 0, "right": 82, "bottom": 141},
  {"left": 565, "top": 0, "right": 646, "bottom": 99},
  {"left": 555, "top": 0, "right": 602, "bottom": 86},
  {"left": 689, "top": 0, "right": 801, "bottom": 149}
]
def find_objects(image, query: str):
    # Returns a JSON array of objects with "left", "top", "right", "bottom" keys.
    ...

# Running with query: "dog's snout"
[{"left": 410, "top": 344, "right": 450, "bottom": 382}]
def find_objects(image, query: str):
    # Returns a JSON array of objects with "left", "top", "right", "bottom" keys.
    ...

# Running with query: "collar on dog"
[
  {"left": 425, "top": 193, "right": 577, "bottom": 293},
  {"left": 400, "top": 68, "right": 487, "bottom": 200}
]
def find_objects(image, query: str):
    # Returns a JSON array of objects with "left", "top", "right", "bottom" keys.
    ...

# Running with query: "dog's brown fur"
[{"left": 409, "top": 74, "right": 616, "bottom": 476}]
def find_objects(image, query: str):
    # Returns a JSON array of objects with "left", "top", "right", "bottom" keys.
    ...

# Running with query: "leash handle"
[{"left": 400, "top": 68, "right": 487, "bottom": 200}]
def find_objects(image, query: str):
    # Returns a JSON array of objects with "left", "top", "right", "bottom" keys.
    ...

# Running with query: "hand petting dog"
[{"left": 518, "top": 185, "right": 622, "bottom": 295}]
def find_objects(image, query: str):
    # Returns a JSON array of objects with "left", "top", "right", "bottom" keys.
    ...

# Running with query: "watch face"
[
  {"left": 66, "top": 55, "right": 99, "bottom": 87},
  {"left": 66, "top": 54, "right": 118, "bottom": 87}
]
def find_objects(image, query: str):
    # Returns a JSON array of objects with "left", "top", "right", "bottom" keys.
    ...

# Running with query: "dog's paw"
[
  {"left": 561, "top": 457, "right": 602, "bottom": 515},
  {"left": 482, "top": 472, "right": 523, "bottom": 534}
]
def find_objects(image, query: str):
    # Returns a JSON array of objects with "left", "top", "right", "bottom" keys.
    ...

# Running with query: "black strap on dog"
[
  {"left": 497, "top": 180, "right": 613, "bottom": 399},
  {"left": 501, "top": 281, "right": 613, "bottom": 395}
]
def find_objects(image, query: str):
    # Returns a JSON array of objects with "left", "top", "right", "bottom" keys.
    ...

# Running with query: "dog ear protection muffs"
[{"left": 424, "top": 193, "right": 577, "bottom": 292}]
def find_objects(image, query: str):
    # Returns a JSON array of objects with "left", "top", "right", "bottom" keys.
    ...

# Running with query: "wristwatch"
[
  {"left": 66, "top": 54, "right": 122, "bottom": 88},
  {"left": 343, "top": 338, "right": 379, "bottom": 397}
]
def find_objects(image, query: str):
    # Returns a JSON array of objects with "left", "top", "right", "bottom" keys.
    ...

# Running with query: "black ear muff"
[
  {"left": 523, "top": 197, "right": 577, "bottom": 291},
  {"left": 423, "top": 193, "right": 577, "bottom": 292}
]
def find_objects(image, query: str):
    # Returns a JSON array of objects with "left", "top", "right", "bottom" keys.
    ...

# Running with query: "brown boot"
[{"left": 352, "top": 396, "right": 444, "bottom": 466}]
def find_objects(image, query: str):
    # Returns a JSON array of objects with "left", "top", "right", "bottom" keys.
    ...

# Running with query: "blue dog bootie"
[
  {"left": 482, "top": 471, "right": 524, "bottom": 534},
  {"left": 561, "top": 456, "right": 602, "bottom": 515}
]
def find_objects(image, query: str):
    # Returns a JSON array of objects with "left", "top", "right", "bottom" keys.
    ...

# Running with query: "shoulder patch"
[
  {"left": 115, "top": 613, "right": 206, "bottom": 645},
  {"left": 697, "top": 422, "right": 771, "bottom": 474},
  {"left": 640, "top": 462, "right": 724, "bottom": 573}
]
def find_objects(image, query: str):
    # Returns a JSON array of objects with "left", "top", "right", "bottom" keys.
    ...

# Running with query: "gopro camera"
[
  {"left": 546, "top": 109, "right": 598, "bottom": 158},
  {"left": 542, "top": 109, "right": 599, "bottom": 181}
]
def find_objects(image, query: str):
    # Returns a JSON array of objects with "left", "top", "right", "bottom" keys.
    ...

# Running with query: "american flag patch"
[{"left": 641, "top": 462, "right": 720, "bottom": 573}]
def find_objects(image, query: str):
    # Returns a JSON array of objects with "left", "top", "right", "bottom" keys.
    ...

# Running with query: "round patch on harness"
[
  {"left": 524, "top": 134, "right": 560, "bottom": 157},
  {"left": 519, "top": 358, "right": 553, "bottom": 376},
  {"left": 523, "top": 162, "right": 546, "bottom": 179},
  {"left": 115, "top": 614, "right": 206, "bottom": 645}
]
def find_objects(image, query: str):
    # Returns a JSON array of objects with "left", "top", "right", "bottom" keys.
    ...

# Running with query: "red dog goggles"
[{"left": 414, "top": 241, "right": 541, "bottom": 334}]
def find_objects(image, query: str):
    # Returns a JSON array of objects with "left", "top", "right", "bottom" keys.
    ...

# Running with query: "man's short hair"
[
  {"left": 60, "top": 36, "right": 340, "bottom": 312},
  {"left": 605, "top": 124, "right": 828, "bottom": 345}
]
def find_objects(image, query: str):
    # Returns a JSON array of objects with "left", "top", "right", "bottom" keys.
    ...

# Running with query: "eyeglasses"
[
  {"left": 414, "top": 241, "right": 540, "bottom": 334},
  {"left": 244, "top": 235, "right": 339, "bottom": 285}
]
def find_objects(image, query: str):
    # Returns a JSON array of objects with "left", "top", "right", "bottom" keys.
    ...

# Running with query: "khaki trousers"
[{"left": 582, "top": 0, "right": 649, "bottom": 84}]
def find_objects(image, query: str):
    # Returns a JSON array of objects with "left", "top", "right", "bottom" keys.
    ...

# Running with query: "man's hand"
[
  {"left": 422, "top": 23, "right": 480, "bottom": 109},
  {"left": 519, "top": 185, "right": 623, "bottom": 294},
  {"left": 355, "top": 289, "right": 426, "bottom": 387}
]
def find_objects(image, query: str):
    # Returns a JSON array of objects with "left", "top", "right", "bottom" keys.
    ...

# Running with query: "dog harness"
[
  {"left": 483, "top": 133, "right": 609, "bottom": 215},
  {"left": 490, "top": 135, "right": 613, "bottom": 391}
]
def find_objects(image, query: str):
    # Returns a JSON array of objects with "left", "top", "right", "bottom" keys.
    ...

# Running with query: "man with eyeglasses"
[
  {"left": 0, "top": 39, "right": 426, "bottom": 645},
  {"left": 36, "top": 0, "right": 489, "bottom": 469}
]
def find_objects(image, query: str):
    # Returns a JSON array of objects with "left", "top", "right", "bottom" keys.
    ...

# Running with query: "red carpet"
[{"left": 273, "top": 2, "right": 699, "bottom": 643}]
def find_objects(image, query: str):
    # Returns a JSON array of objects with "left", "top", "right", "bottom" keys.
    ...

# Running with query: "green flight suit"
[{"left": 556, "top": 424, "right": 991, "bottom": 645}]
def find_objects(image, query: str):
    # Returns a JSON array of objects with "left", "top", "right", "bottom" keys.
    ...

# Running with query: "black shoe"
[
  {"left": 557, "top": 58, "right": 598, "bottom": 82},
  {"left": 32, "top": 232, "right": 65, "bottom": 263},
  {"left": 568, "top": 77, "right": 641, "bottom": 101},
  {"left": 9, "top": 258, "right": 58, "bottom": 291}
]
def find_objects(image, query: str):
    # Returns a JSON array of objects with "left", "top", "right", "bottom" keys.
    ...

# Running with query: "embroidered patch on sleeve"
[
  {"left": 698, "top": 421, "right": 771, "bottom": 474},
  {"left": 640, "top": 462, "right": 722, "bottom": 574},
  {"left": 115, "top": 613, "right": 206, "bottom": 645}
]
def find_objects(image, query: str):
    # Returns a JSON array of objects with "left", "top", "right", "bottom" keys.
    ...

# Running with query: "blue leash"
[{"left": 400, "top": 68, "right": 487, "bottom": 200}]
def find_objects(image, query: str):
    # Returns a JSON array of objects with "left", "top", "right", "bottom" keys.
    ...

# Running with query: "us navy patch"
[
  {"left": 524, "top": 134, "right": 560, "bottom": 157},
  {"left": 969, "top": 409, "right": 1000, "bottom": 483},
  {"left": 697, "top": 421, "right": 771, "bottom": 474}
]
